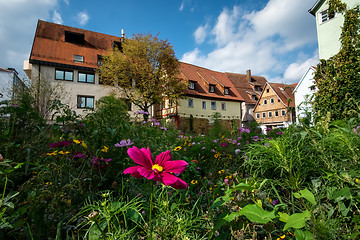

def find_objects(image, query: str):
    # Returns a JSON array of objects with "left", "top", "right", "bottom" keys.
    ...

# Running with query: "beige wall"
[
  {"left": 177, "top": 97, "right": 242, "bottom": 121},
  {"left": 30, "top": 63, "right": 141, "bottom": 118},
  {"left": 254, "top": 85, "right": 291, "bottom": 124}
]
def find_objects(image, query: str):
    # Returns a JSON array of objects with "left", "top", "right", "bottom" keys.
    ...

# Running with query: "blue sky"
[{"left": 0, "top": 0, "right": 319, "bottom": 84}]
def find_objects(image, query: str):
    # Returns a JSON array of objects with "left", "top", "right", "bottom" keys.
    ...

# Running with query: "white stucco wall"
[
  {"left": 315, "top": 0, "right": 359, "bottom": 59},
  {"left": 294, "top": 67, "right": 316, "bottom": 123}
]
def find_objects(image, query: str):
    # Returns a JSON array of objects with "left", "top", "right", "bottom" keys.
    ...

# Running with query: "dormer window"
[
  {"left": 255, "top": 86, "right": 261, "bottom": 91},
  {"left": 74, "top": 55, "right": 84, "bottom": 63},
  {"left": 224, "top": 87, "right": 229, "bottom": 95},
  {"left": 209, "top": 85, "right": 215, "bottom": 93},
  {"left": 189, "top": 81, "right": 195, "bottom": 90},
  {"left": 65, "top": 31, "right": 85, "bottom": 45}
]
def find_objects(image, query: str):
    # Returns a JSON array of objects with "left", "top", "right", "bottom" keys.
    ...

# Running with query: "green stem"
[
  {"left": 0, "top": 175, "right": 8, "bottom": 208},
  {"left": 95, "top": 220, "right": 107, "bottom": 239},
  {"left": 149, "top": 181, "right": 154, "bottom": 240}
]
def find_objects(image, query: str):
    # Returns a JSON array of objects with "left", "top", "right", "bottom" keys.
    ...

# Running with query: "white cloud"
[
  {"left": 77, "top": 11, "right": 89, "bottom": 26},
  {"left": 63, "top": 0, "right": 69, "bottom": 5},
  {"left": 52, "top": 10, "right": 63, "bottom": 24},
  {"left": 179, "top": 1, "right": 185, "bottom": 11},
  {"left": 0, "top": 0, "right": 58, "bottom": 74},
  {"left": 194, "top": 25, "right": 208, "bottom": 44},
  {"left": 281, "top": 53, "right": 319, "bottom": 84},
  {"left": 182, "top": 0, "right": 317, "bottom": 81}
]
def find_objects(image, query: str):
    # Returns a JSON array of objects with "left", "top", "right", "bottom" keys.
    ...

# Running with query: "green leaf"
[
  {"left": 294, "top": 230, "right": 313, "bottom": 240},
  {"left": 296, "top": 188, "right": 317, "bottom": 205},
  {"left": 126, "top": 208, "right": 141, "bottom": 222},
  {"left": 278, "top": 212, "right": 290, "bottom": 222},
  {"left": 231, "top": 182, "right": 253, "bottom": 191},
  {"left": 283, "top": 210, "right": 311, "bottom": 231},
  {"left": 237, "top": 204, "right": 275, "bottom": 224}
]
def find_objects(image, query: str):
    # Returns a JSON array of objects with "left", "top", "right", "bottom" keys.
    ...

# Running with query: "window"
[
  {"left": 77, "top": 96, "right": 94, "bottom": 109},
  {"left": 55, "top": 69, "right": 73, "bottom": 81},
  {"left": 224, "top": 88, "right": 229, "bottom": 95},
  {"left": 78, "top": 72, "right": 95, "bottom": 83},
  {"left": 251, "top": 95, "right": 258, "bottom": 101},
  {"left": 320, "top": 9, "right": 334, "bottom": 23},
  {"left": 211, "top": 101, "right": 216, "bottom": 110},
  {"left": 65, "top": 31, "right": 85, "bottom": 44},
  {"left": 256, "top": 113, "right": 260, "bottom": 119},
  {"left": 189, "top": 81, "right": 195, "bottom": 90},
  {"left": 264, "top": 99, "right": 268, "bottom": 105},
  {"left": 74, "top": 55, "right": 84, "bottom": 63},
  {"left": 169, "top": 100, "right": 173, "bottom": 107},
  {"left": 221, "top": 103, "right": 226, "bottom": 111},
  {"left": 97, "top": 55, "right": 103, "bottom": 66},
  {"left": 209, "top": 85, "right": 215, "bottom": 93},
  {"left": 270, "top": 98, "right": 274, "bottom": 104},
  {"left": 255, "top": 86, "right": 261, "bottom": 91},
  {"left": 281, "top": 110, "right": 286, "bottom": 116},
  {"left": 188, "top": 99, "right": 193, "bottom": 108},
  {"left": 275, "top": 110, "right": 279, "bottom": 117},
  {"left": 262, "top": 112, "right": 266, "bottom": 118},
  {"left": 268, "top": 111, "right": 273, "bottom": 118},
  {"left": 266, "top": 89, "right": 269, "bottom": 93},
  {"left": 202, "top": 101, "right": 206, "bottom": 109}
]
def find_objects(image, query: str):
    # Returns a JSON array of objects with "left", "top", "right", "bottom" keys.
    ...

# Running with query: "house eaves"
[{"left": 309, "top": 0, "right": 325, "bottom": 16}]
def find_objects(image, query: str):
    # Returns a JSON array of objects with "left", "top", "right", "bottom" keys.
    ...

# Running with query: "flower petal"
[
  {"left": 123, "top": 166, "right": 143, "bottom": 178},
  {"left": 163, "top": 160, "right": 188, "bottom": 174},
  {"left": 138, "top": 167, "right": 157, "bottom": 180},
  {"left": 161, "top": 172, "right": 188, "bottom": 189},
  {"left": 155, "top": 150, "right": 172, "bottom": 166},
  {"left": 127, "top": 146, "right": 153, "bottom": 168}
]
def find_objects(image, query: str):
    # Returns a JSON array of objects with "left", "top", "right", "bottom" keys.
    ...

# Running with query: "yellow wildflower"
[
  {"left": 47, "top": 150, "right": 58, "bottom": 156},
  {"left": 81, "top": 141, "right": 87, "bottom": 148},
  {"left": 101, "top": 146, "right": 109, "bottom": 153},
  {"left": 218, "top": 169, "right": 224, "bottom": 174},
  {"left": 73, "top": 139, "right": 81, "bottom": 144},
  {"left": 174, "top": 146, "right": 182, "bottom": 151},
  {"left": 45, "top": 182, "right": 52, "bottom": 185},
  {"left": 191, "top": 180, "right": 198, "bottom": 184}
]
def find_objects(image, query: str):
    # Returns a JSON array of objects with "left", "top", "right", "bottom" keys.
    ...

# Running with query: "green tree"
[
  {"left": 314, "top": 0, "right": 360, "bottom": 120},
  {"left": 98, "top": 33, "right": 186, "bottom": 121}
]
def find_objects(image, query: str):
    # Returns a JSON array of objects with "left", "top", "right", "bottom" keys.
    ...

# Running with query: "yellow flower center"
[{"left": 152, "top": 164, "right": 163, "bottom": 172}]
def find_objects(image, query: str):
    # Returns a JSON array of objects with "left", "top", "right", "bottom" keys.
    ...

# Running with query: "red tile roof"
[
  {"left": 179, "top": 62, "right": 244, "bottom": 102},
  {"left": 268, "top": 83, "right": 296, "bottom": 108},
  {"left": 225, "top": 72, "right": 268, "bottom": 103},
  {"left": 29, "top": 20, "right": 122, "bottom": 69}
]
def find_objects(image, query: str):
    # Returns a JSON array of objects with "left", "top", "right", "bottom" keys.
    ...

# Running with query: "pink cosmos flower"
[
  {"left": 115, "top": 139, "right": 133, "bottom": 147},
  {"left": 123, "top": 146, "right": 188, "bottom": 189}
]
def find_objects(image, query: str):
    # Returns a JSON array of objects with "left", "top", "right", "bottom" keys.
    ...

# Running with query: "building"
[
  {"left": 309, "top": 0, "right": 359, "bottom": 59},
  {"left": 23, "top": 20, "right": 136, "bottom": 116},
  {"left": 253, "top": 82, "right": 296, "bottom": 133},
  {"left": 225, "top": 70, "right": 267, "bottom": 126},
  {"left": 0, "top": 68, "right": 26, "bottom": 102},
  {"left": 155, "top": 62, "right": 245, "bottom": 134},
  {"left": 293, "top": 66, "right": 316, "bottom": 123}
]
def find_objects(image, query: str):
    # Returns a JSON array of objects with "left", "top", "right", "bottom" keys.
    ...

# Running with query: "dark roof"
[
  {"left": 225, "top": 72, "right": 268, "bottom": 103},
  {"left": 309, "top": 0, "right": 325, "bottom": 16},
  {"left": 0, "top": 68, "right": 11, "bottom": 73},
  {"left": 29, "top": 20, "right": 122, "bottom": 69},
  {"left": 179, "top": 62, "right": 244, "bottom": 102}
]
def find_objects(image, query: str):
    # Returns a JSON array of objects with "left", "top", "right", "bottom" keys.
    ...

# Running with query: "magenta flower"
[
  {"left": 115, "top": 139, "right": 133, "bottom": 147},
  {"left": 49, "top": 140, "right": 72, "bottom": 148},
  {"left": 123, "top": 146, "right": 188, "bottom": 189}
]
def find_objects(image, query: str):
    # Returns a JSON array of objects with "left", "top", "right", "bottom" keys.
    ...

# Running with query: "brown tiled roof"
[
  {"left": 179, "top": 62, "right": 244, "bottom": 102},
  {"left": 225, "top": 72, "right": 267, "bottom": 103},
  {"left": 29, "top": 20, "right": 122, "bottom": 69},
  {"left": 268, "top": 83, "right": 296, "bottom": 108},
  {"left": 0, "top": 68, "right": 11, "bottom": 73}
]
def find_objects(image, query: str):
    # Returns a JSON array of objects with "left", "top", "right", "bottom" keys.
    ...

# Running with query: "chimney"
[
  {"left": 121, "top": 29, "right": 125, "bottom": 38},
  {"left": 246, "top": 69, "right": 251, "bottom": 82}
]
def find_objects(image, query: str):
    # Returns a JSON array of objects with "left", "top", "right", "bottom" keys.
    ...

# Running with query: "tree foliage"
[
  {"left": 314, "top": 0, "right": 360, "bottom": 121},
  {"left": 98, "top": 33, "right": 186, "bottom": 119}
]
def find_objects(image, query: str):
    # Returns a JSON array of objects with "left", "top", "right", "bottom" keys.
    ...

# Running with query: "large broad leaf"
[
  {"left": 278, "top": 212, "right": 290, "bottom": 222},
  {"left": 283, "top": 210, "right": 311, "bottom": 231},
  {"left": 294, "top": 188, "right": 317, "bottom": 205},
  {"left": 210, "top": 193, "right": 233, "bottom": 211},
  {"left": 224, "top": 204, "right": 275, "bottom": 224}
]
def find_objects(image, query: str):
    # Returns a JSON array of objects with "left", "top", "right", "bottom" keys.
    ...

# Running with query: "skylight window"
[{"left": 65, "top": 31, "right": 85, "bottom": 44}]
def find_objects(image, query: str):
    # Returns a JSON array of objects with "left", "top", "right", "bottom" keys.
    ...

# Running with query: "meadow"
[{"left": 0, "top": 95, "right": 359, "bottom": 240}]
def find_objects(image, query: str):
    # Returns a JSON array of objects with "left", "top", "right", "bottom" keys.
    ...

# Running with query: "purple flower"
[
  {"left": 160, "top": 127, "right": 167, "bottom": 131},
  {"left": 276, "top": 131, "right": 283, "bottom": 135},
  {"left": 136, "top": 110, "right": 149, "bottom": 115},
  {"left": 213, "top": 140, "right": 217, "bottom": 143},
  {"left": 224, "top": 178, "right": 229, "bottom": 185},
  {"left": 49, "top": 140, "right": 72, "bottom": 148},
  {"left": 201, "top": 147, "right": 206, "bottom": 150},
  {"left": 154, "top": 122, "right": 160, "bottom": 126},
  {"left": 11, "top": 104, "right": 19, "bottom": 108},
  {"left": 235, "top": 149, "right": 241, "bottom": 155},
  {"left": 115, "top": 139, "right": 133, "bottom": 147},
  {"left": 244, "top": 128, "right": 250, "bottom": 133},
  {"left": 232, "top": 140, "right": 237, "bottom": 144},
  {"left": 220, "top": 143, "right": 227, "bottom": 147},
  {"left": 271, "top": 199, "right": 280, "bottom": 206},
  {"left": 71, "top": 152, "right": 86, "bottom": 159},
  {"left": 211, "top": 149, "right": 216, "bottom": 153}
]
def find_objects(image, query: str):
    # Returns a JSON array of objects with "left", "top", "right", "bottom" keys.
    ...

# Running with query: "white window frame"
[
  {"left": 202, "top": 101, "right": 206, "bottom": 109},
  {"left": 189, "top": 82, "right": 195, "bottom": 90},
  {"left": 262, "top": 112, "right": 266, "bottom": 118},
  {"left": 211, "top": 101, "right": 216, "bottom": 110},
  {"left": 270, "top": 98, "right": 274, "bottom": 104},
  {"left": 281, "top": 109, "right": 286, "bottom": 116},
  {"left": 268, "top": 111, "right": 272, "bottom": 118},
  {"left": 224, "top": 88, "right": 229, "bottom": 95},
  {"left": 275, "top": 110, "right": 279, "bottom": 117},
  {"left": 263, "top": 99, "right": 268, "bottom": 105},
  {"left": 209, "top": 85, "right": 215, "bottom": 93},
  {"left": 256, "top": 113, "right": 260, "bottom": 119}
]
